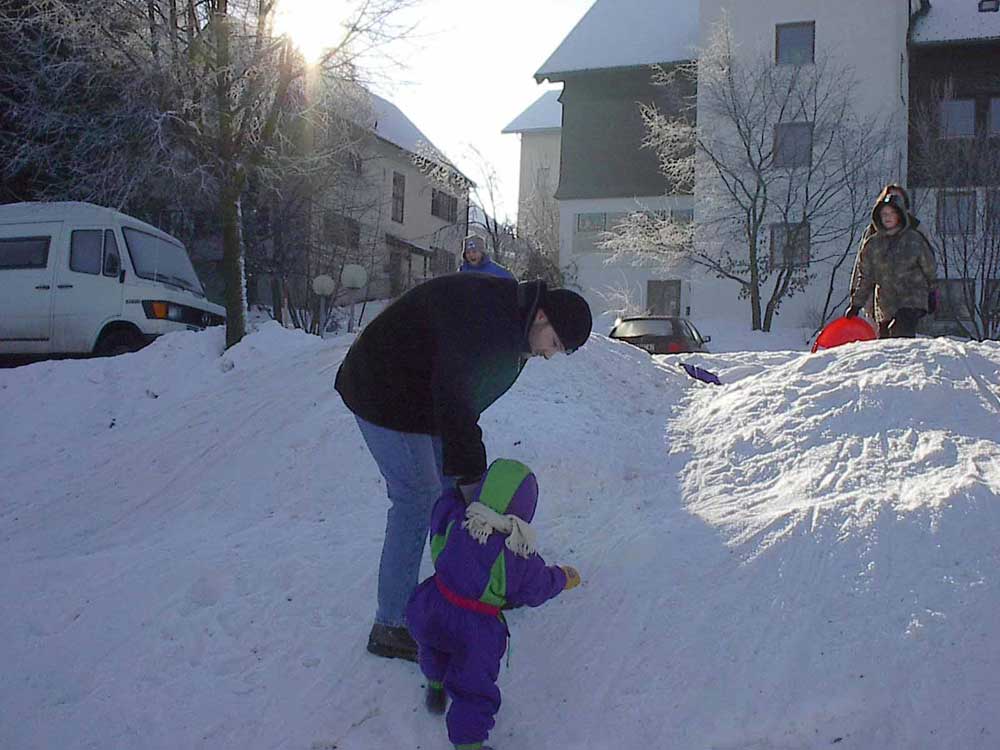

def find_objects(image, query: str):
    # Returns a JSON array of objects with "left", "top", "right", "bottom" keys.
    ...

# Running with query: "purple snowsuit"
[{"left": 405, "top": 460, "right": 567, "bottom": 748}]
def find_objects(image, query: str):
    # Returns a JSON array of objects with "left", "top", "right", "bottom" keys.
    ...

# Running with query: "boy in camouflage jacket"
[{"left": 847, "top": 192, "right": 937, "bottom": 338}]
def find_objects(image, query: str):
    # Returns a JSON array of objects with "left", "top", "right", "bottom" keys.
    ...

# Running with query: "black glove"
[{"left": 844, "top": 305, "right": 861, "bottom": 319}]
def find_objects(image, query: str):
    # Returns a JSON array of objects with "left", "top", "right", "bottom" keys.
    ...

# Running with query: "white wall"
[
  {"left": 693, "top": 0, "right": 913, "bottom": 330},
  {"left": 559, "top": 195, "right": 708, "bottom": 320},
  {"left": 516, "top": 130, "right": 562, "bottom": 239}
]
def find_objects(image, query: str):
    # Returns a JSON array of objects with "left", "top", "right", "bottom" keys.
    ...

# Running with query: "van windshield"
[{"left": 122, "top": 227, "right": 205, "bottom": 296}]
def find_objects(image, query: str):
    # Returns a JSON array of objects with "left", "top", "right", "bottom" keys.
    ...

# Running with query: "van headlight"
[{"left": 143, "top": 301, "right": 184, "bottom": 321}]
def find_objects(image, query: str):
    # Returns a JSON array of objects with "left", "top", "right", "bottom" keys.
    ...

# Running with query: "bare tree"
[
  {"left": 0, "top": 0, "right": 418, "bottom": 348},
  {"left": 415, "top": 143, "right": 571, "bottom": 287},
  {"left": 911, "top": 81, "right": 1000, "bottom": 341},
  {"left": 601, "top": 18, "right": 899, "bottom": 331}
]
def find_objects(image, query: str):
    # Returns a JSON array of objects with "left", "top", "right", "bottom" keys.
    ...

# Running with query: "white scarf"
[{"left": 462, "top": 502, "right": 537, "bottom": 558}]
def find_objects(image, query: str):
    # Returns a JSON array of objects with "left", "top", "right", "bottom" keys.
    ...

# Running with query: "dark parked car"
[{"left": 608, "top": 316, "right": 711, "bottom": 354}]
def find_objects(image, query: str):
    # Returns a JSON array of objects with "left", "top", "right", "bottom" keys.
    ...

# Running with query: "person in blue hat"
[{"left": 458, "top": 234, "right": 515, "bottom": 280}]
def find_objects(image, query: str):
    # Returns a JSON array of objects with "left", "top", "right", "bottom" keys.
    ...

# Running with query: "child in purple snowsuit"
[{"left": 405, "top": 458, "right": 580, "bottom": 750}]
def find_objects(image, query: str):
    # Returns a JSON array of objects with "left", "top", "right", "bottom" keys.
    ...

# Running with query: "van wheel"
[{"left": 95, "top": 329, "right": 144, "bottom": 357}]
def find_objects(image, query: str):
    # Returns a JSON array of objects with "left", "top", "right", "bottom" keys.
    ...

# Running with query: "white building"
[{"left": 515, "top": 0, "right": 1000, "bottom": 337}]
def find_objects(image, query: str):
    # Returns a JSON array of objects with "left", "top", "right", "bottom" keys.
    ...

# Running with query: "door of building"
[{"left": 647, "top": 279, "right": 681, "bottom": 316}]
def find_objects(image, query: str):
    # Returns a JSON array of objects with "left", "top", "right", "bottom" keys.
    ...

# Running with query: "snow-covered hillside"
[{"left": 1, "top": 324, "right": 998, "bottom": 750}]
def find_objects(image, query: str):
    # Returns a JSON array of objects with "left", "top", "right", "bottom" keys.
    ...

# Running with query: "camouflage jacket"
[{"left": 850, "top": 199, "right": 936, "bottom": 322}]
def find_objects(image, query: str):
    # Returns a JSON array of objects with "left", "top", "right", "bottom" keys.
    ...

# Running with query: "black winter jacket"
[{"left": 335, "top": 275, "right": 544, "bottom": 480}]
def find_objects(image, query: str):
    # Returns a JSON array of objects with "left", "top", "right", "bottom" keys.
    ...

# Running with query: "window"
[
  {"left": 986, "top": 279, "right": 1000, "bottom": 316},
  {"left": 936, "top": 278, "right": 975, "bottom": 320},
  {"left": 122, "top": 227, "right": 204, "bottom": 294},
  {"left": 770, "top": 223, "right": 811, "bottom": 267},
  {"left": 0, "top": 236, "right": 49, "bottom": 269},
  {"left": 773, "top": 122, "right": 813, "bottom": 167},
  {"left": 323, "top": 212, "right": 361, "bottom": 249},
  {"left": 937, "top": 191, "right": 977, "bottom": 235},
  {"left": 990, "top": 98, "right": 1000, "bottom": 136},
  {"left": 613, "top": 319, "right": 678, "bottom": 338},
  {"left": 574, "top": 212, "right": 608, "bottom": 254},
  {"left": 391, "top": 171, "right": 405, "bottom": 223},
  {"left": 431, "top": 188, "right": 458, "bottom": 223},
  {"left": 646, "top": 279, "right": 682, "bottom": 316},
  {"left": 70, "top": 230, "right": 103, "bottom": 275},
  {"left": 939, "top": 99, "right": 975, "bottom": 138},
  {"left": 980, "top": 0, "right": 999, "bottom": 12},
  {"left": 775, "top": 22, "right": 815, "bottom": 65},
  {"left": 576, "top": 213, "right": 606, "bottom": 233},
  {"left": 606, "top": 212, "right": 628, "bottom": 231},
  {"left": 987, "top": 190, "right": 1000, "bottom": 229},
  {"left": 103, "top": 229, "right": 120, "bottom": 277}
]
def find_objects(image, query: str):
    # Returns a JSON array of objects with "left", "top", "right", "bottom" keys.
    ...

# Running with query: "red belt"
[{"left": 435, "top": 575, "right": 501, "bottom": 616}]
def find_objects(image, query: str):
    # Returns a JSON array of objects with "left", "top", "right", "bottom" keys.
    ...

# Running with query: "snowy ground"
[{"left": 2, "top": 321, "right": 999, "bottom": 750}]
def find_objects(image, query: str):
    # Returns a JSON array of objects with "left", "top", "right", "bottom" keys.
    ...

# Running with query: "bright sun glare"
[{"left": 273, "top": 0, "right": 349, "bottom": 63}]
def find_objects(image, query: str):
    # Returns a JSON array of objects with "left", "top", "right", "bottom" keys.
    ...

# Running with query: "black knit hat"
[{"left": 542, "top": 289, "right": 592, "bottom": 353}]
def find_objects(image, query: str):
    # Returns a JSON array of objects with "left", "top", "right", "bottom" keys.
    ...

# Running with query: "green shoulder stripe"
[
  {"left": 480, "top": 550, "right": 507, "bottom": 608},
  {"left": 430, "top": 519, "right": 455, "bottom": 564}
]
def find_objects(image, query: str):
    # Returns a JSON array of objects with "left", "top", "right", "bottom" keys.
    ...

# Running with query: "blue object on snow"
[{"left": 680, "top": 363, "right": 722, "bottom": 386}]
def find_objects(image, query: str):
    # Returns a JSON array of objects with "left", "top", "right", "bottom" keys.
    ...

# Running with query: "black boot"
[
  {"left": 366, "top": 623, "right": 418, "bottom": 662},
  {"left": 424, "top": 683, "right": 447, "bottom": 715}
]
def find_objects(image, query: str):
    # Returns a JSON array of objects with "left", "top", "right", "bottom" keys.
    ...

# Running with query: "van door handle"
[
  {"left": 57, "top": 284, "right": 74, "bottom": 289},
  {"left": 35, "top": 285, "right": 51, "bottom": 290}
]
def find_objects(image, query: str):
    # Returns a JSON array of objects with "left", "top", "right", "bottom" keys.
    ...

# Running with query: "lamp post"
[
  {"left": 340, "top": 264, "right": 368, "bottom": 332},
  {"left": 312, "top": 274, "right": 336, "bottom": 336}
]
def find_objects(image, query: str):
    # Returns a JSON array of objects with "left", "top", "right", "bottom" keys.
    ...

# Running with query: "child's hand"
[{"left": 561, "top": 566, "right": 581, "bottom": 590}]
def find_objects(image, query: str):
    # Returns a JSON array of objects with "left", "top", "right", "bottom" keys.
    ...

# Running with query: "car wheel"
[{"left": 95, "top": 329, "right": 144, "bottom": 357}]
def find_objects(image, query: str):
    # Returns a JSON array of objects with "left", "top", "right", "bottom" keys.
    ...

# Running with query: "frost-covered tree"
[
  {"left": 601, "top": 18, "right": 898, "bottom": 332},
  {"left": 910, "top": 82, "right": 1000, "bottom": 341},
  {"left": 0, "top": 0, "right": 416, "bottom": 347}
]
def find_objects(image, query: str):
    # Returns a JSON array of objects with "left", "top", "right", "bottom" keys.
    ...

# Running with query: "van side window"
[
  {"left": 0, "top": 236, "right": 50, "bottom": 269},
  {"left": 70, "top": 230, "right": 103, "bottom": 275},
  {"left": 103, "top": 230, "right": 121, "bottom": 277}
]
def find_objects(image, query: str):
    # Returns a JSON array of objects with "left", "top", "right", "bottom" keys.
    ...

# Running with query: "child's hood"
[{"left": 473, "top": 459, "right": 538, "bottom": 522}]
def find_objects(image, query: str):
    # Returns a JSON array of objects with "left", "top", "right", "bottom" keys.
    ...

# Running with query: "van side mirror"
[
  {"left": 119, "top": 269, "right": 126, "bottom": 283},
  {"left": 703, "top": 335, "right": 711, "bottom": 343}
]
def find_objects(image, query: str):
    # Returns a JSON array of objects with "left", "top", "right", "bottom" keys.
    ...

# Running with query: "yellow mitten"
[{"left": 561, "top": 565, "right": 581, "bottom": 590}]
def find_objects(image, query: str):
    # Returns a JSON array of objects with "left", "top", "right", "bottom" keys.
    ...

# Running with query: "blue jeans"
[{"left": 355, "top": 416, "right": 451, "bottom": 628}]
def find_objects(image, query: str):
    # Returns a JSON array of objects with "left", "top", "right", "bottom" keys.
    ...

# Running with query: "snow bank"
[{"left": 1, "top": 325, "right": 998, "bottom": 750}]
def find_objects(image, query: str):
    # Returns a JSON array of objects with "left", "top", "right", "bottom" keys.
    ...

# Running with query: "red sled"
[{"left": 811, "top": 316, "right": 877, "bottom": 353}]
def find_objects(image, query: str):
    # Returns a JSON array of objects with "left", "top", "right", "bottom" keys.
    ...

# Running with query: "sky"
[
  {"left": 3, "top": 316, "right": 1000, "bottom": 749},
  {"left": 275, "top": 0, "right": 597, "bottom": 223}
]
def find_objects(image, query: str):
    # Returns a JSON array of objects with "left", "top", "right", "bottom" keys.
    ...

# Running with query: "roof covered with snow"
[
  {"left": 535, "top": 0, "right": 699, "bottom": 81},
  {"left": 364, "top": 91, "right": 470, "bottom": 182},
  {"left": 366, "top": 91, "right": 438, "bottom": 157},
  {"left": 910, "top": 0, "right": 1000, "bottom": 44},
  {"left": 501, "top": 90, "right": 563, "bottom": 134}
]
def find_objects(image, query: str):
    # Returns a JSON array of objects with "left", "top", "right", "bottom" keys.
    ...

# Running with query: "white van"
[{"left": 0, "top": 201, "right": 225, "bottom": 357}]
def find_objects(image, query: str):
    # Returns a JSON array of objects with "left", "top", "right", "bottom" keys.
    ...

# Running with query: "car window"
[
  {"left": 0, "top": 236, "right": 50, "bottom": 269},
  {"left": 103, "top": 230, "right": 121, "bottom": 277},
  {"left": 70, "top": 230, "right": 103, "bottom": 275},
  {"left": 122, "top": 227, "right": 204, "bottom": 295},
  {"left": 613, "top": 319, "right": 675, "bottom": 337}
]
